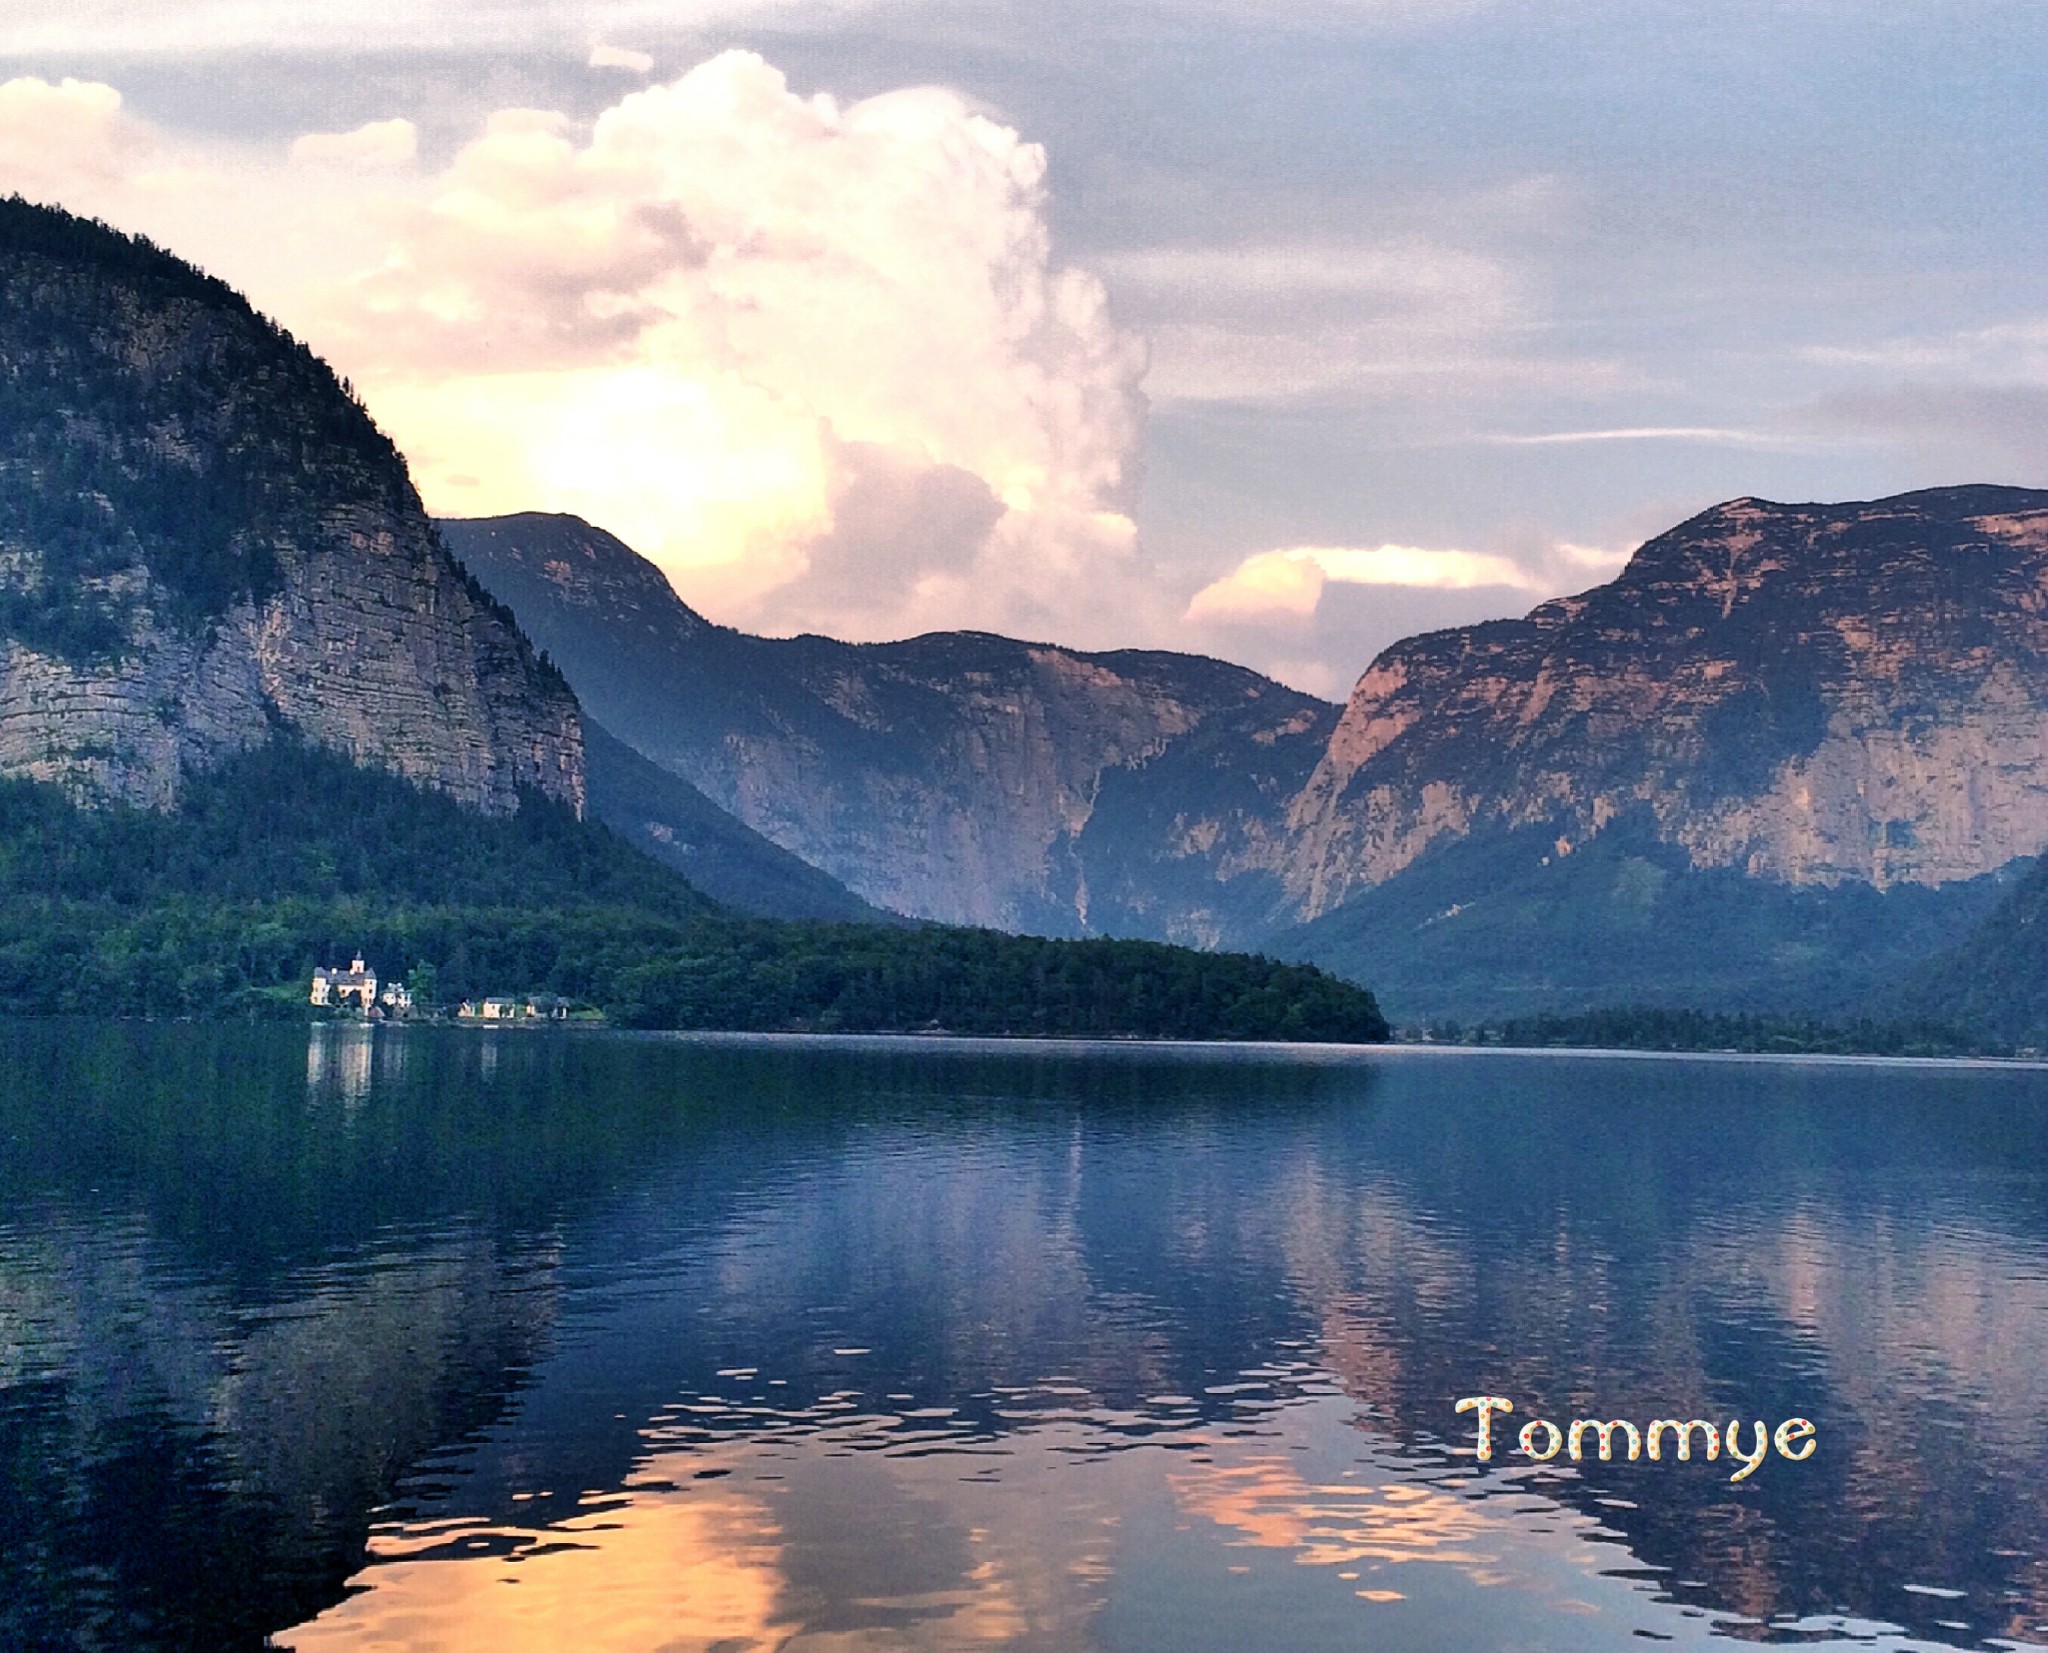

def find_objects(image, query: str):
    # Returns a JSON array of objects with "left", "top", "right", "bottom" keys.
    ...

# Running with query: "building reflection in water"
[
  {"left": 306, "top": 1023, "right": 375, "bottom": 1106},
  {"left": 306, "top": 1024, "right": 415, "bottom": 1110}
]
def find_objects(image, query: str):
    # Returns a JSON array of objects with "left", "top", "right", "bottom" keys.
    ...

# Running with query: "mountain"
[
  {"left": 0, "top": 197, "right": 1387, "bottom": 1041},
  {"left": 0, "top": 196, "right": 580, "bottom": 815},
  {"left": 1271, "top": 813, "right": 2026, "bottom": 1025},
  {"left": 1284, "top": 486, "right": 2048, "bottom": 907},
  {"left": 0, "top": 196, "right": 885, "bottom": 923},
  {"left": 46, "top": 179, "right": 2024, "bottom": 1036},
  {"left": 1266, "top": 486, "right": 2048, "bottom": 1019},
  {"left": 446, "top": 491, "right": 2048, "bottom": 1030},
  {"left": 440, "top": 513, "right": 1336, "bottom": 936},
  {"left": 580, "top": 719, "right": 876, "bottom": 922},
  {"left": 1912, "top": 853, "right": 2048, "bottom": 1048}
]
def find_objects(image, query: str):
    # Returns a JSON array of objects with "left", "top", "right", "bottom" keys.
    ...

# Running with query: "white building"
[{"left": 310, "top": 956, "right": 377, "bottom": 1009}]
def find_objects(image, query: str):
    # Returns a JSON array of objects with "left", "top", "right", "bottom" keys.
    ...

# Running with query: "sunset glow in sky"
[{"left": 4, "top": 1, "right": 2044, "bottom": 695}]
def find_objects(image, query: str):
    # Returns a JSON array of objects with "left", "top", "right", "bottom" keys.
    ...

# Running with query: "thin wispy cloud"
[
  {"left": 1101, "top": 239, "right": 1523, "bottom": 407},
  {"left": 0, "top": 1, "right": 834, "bottom": 55},
  {"left": 587, "top": 42, "right": 656, "bottom": 72},
  {"left": 1484, "top": 427, "right": 1770, "bottom": 447},
  {"left": 1792, "top": 383, "right": 2048, "bottom": 478},
  {"left": 1800, "top": 317, "right": 2048, "bottom": 370},
  {"left": 0, "top": 0, "right": 1496, "bottom": 55}
]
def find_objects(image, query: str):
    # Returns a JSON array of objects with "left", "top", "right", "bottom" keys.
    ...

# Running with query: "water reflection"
[
  {"left": 0, "top": 1027, "right": 2044, "bottom": 1651},
  {"left": 305, "top": 1022, "right": 412, "bottom": 1107},
  {"left": 281, "top": 1390, "right": 1937, "bottom": 1653}
]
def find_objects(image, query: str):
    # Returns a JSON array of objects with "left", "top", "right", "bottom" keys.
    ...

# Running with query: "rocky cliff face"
[
  {"left": 1282, "top": 486, "right": 2048, "bottom": 918},
  {"left": 444, "top": 487, "right": 2048, "bottom": 1018},
  {"left": 442, "top": 514, "right": 1334, "bottom": 932},
  {"left": 579, "top": 719, "right": 876, "bottom": 923},
  {"left": 0, "top": 198, "right": 582, "bottom": 815}
]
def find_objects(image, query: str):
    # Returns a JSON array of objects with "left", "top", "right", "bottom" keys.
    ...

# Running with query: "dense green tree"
[
  {"left": 0, "top": 741, "right": 1390, "bottom": 1042},
  {"left": 1482, "top": 1005, "right": 1977, "bottom": 1057}
]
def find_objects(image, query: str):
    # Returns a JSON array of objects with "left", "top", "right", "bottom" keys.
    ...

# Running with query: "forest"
[{"left": 0, "top": 740, "right": 1389, "bottom": 1042}]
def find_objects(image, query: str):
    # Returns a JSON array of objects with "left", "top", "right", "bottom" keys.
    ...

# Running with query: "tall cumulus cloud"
[
  {"left": 0, "top": 55, "right": 1595, "bottom": 692},
  {"left": 306, "top": 51, "right": 1153, "bottom": 642}
]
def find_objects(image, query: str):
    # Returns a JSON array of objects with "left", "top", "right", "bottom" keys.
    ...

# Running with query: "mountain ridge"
[
  {"left": 0, "top": 195, "right": 582, "bottom": 816},
  {"left": 445, "top": 489, "right": 2048, "bottom": 1037},
  {"left": 0, "top": 195, "right": 1397, "bottom": 1042},
  {"left": 441, "top": 511, "right": 1338, "bottom": 933},
  {"left": 22, "top": 198, "right": 2044, "bottom": 1037},
  {"left": 1279, "top": 483, "right": 2048, "bottom": 920}
]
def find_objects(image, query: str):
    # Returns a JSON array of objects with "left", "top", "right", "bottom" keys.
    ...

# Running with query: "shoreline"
[{"left": 309, "top": 1020, "right": 2048, "bottom": 1072}]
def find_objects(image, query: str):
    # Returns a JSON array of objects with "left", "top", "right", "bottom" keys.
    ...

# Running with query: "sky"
[{"left": 3, "top": 2, "right": 2045, "bottom": 698}]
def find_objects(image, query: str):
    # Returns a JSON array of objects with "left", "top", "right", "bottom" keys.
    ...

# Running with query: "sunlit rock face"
[
  {"left": 443, "top": 512, "right": 1335, "bottom": 934},
  {"left": 1283, "top": 486, "right": 2048, "bottom": 918},
  {"left": 0, "top": 199, "right": 583, "bottom": 816}
]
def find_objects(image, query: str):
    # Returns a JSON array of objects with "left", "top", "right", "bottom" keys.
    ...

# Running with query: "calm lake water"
[{"left": 2, "top": 1023, "right": 2045, "bottom": 1653}]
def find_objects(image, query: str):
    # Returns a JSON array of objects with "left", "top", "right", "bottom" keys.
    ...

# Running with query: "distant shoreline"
[{"left": 309, "top": 1020, "right": 2048, "bottom": 1072}]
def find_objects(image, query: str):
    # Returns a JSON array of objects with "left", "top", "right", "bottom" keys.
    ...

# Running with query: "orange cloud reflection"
[
  {"left": 285, "top": 1485, "right": 797, "bottom": 1653},
  {"left": 1168, "top": 1456, "right": 1499, "bottom": 1573},
  {"left": 281, "top": 1434, "right": 1122, "bottom": 1652}
]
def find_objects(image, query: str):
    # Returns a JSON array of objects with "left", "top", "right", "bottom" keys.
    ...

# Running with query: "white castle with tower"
[{"left": 309, "top": 956, "right": 412, "bottom": 1013}]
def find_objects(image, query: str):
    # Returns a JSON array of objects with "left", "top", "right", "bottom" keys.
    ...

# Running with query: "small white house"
[{"left": 455, "top": 995, "right": 570, "bottom": 1022}]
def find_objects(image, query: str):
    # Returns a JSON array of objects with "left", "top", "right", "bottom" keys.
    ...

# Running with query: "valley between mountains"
[
  {"left": 443, "top": 491, "right": 2048, "bottom": 1034},
  {"left": 4, "top": 193, "right": 2046, "bottom": 1044}
]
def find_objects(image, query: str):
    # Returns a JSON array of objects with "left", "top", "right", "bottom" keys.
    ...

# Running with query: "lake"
[{"left": 2, "top": 1022, "right": 2044, "bottom": 1652}]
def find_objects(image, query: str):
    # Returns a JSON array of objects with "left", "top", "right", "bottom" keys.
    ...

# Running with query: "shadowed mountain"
[
  {"left": 441, "top": 512, "right": 1336, "bottom": 938},
  {"left": 1269, "top": 812, "right": 2027, "bottom": 1025},
  {"left": 1914, "top": 851, "right": 2048, "bottom": 1048},
  {"left": 447, "top": 491, "right": 2048, "bottom": 1032},
  {"left": 580, "top": 720, "right": 876, "bottom": 923}
]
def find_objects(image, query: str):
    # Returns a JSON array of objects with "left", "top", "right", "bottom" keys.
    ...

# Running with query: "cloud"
[
  {"left": 1132, "top": 0, "right": 1494, "bottom": 19},
  {"left": 0, "top": 78, "right": 435, "bottom": 344},
  {"left": 0, "top": 73, "right": 236, "bottom": 219},
  {"left": 1178, "top": 534, "right": 1634, "bottom": 696},
  {"left": 588, "top": 42, "right": 655, "bottom": 72},
  {"left": 0, "top": 0, "right": 1492, "bottom": 56},
  {"left": 0, "top": 2, "right": 817, "bottom": 55},
  {"left": 1484, "top": 426, "right": 1768, "bottom": 447},
  {"left": 769, "top": 438, "right": 1004, "bottom": 630},
  {"left": 1102, "top": 241, "right": 1506, "bottom": 304},
  {"left": 304, "top": 50, "right": 1151, "bottom": 644},
  {"left": 0, "top": 76, "right": 139, "bottom": 200},
  {"left": 1185, "top": 543, "right": 1544, "bottom": 623},
  {"left": 1797, "top": 317, "right": 2048, "bottom": 379},
  {"left": 1100, "top": 239, "right": 1521, "bottom": 406},
  {"left": 290, "top": 118, "right": 418, "bottom": 170},
  {"left": 1791, "top": 382, "right": 2048, "bottom": 477}
]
